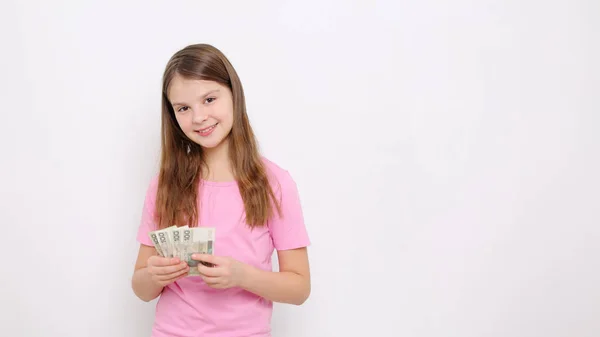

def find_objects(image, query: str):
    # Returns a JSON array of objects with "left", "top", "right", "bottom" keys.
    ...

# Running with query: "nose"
[{"left": 192, "top": 108, "right": 208, "bottom": 124}]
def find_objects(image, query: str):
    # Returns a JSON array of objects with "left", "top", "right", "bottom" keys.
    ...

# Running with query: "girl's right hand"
[{"left": 146, "top": 256, "right": 190, "bottom": 287}]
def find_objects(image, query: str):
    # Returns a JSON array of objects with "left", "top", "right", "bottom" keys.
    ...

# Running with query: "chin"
[
  {"left": 197, "top": 138, "right": 226, "bottom": 150},
  {"left": 199, "top": 142, "right": 219, "bottom": 149}
]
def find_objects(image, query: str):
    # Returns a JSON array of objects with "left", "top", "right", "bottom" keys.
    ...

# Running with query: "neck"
[{"left": 201, "top": 139, "right": 234, "bottom": 182}]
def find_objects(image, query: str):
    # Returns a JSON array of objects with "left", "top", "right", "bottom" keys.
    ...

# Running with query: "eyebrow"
[{"left": 171, "top": 89, "right": 220, "bottom": 106}]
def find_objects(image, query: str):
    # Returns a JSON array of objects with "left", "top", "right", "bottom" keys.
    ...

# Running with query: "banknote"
[
  {"left": 186, "top": 227, "right": 216, "bottom": 275},
  {"left": 147, "top": 231, "right": 164, "bottom": 257},
  {"left": 170, "top": 225, "right": 188, "bottom": 261},
  {"left": 171, "top": 227, "right": 182, "bottom": 260},
  {"left": 148, "top": 226, "right": 215, "bottom": 276},
  {"left": 156, "top": 225, "right": 177, "bottom": 258}
]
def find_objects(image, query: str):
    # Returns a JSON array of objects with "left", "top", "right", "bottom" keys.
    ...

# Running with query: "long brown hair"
[{"left": 155, "top": 43, "right": 281, "bottom": 229}]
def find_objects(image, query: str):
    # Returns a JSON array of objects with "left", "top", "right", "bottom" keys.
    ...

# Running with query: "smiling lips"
[{"left": 196, "top": 123, "right": 218, "bottom": 136}]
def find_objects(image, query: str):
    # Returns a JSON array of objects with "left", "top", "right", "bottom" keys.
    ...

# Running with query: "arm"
[
  {"left": 194, "top": 247, "right": 311, "bottom": 305},
  {"left": 131, "top": 244, "right": 190, "bottom": 302},
  {"left": 131, "top": 244, "right": 164, "bottom": 302},
  {"left": 131, "top": 177, "right": 189, "bottom": 301},
  {"left": 237, "top": 171, "right": 311, "bottom": 305},
  {"left": 241, "top": 247, "right": 311, "bottom": 305}
]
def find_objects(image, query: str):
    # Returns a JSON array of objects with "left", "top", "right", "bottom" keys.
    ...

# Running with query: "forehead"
[{"left": 167, "top": 74, "right": 224, "bottom": 102}]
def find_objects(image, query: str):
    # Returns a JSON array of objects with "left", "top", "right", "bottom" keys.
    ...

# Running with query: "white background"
[{"left": 1, "top": 1, "right": 599, "bottom": 336}]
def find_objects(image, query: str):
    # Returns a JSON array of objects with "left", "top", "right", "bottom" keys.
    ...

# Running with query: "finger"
[
  {"left": 155, "top": 264, "right": 190, "bottom": 281},
  {"left": 191, "top": 253, "right": 220, "bottom": 266},
  {"left": 152, "top": 261, "right": 189, "bottom": 276},
  {"left": 171, "top": 271, "right": 189, "bottom": 283},
  {"left": 201, "top": 275, "right": 222, "bottom": 286},
  {"left": 156, "top": 271, "right": 188, "bottom": 287},
  {"left": 197, "top": 264, "right": 222, "bottom": 277},
  {"left": 149, "top": 256, "right": 181, "bottom": 267}
]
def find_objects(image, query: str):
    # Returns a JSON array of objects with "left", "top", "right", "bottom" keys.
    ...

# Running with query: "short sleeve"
[
  {"left": 268, "top": 171, "right": 311, "bottom": 250},
  {"left": 136, "top": 176, "right": 159, "bottom": 246}
]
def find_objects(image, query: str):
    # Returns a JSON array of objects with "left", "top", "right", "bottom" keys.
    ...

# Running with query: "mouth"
[{"left": 195, "top": 123, "right": 218, "bottom": 136}]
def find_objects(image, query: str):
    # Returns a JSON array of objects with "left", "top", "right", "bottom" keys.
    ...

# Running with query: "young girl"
[{"left": 131, "top": 44, "right": 311, "bottom": 337}]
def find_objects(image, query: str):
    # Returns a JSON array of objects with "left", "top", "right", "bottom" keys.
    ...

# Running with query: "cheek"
[
  {"left": 175, "top": 115, "right": 192, "bottom": 131},
  {"left": 215, "top": 108, "right": 234, "bottom": 127},
  {"left": 218, "top": 113, "right": 233, "bottom": 126},
  {"left": 213, "top": 100, "right": 234, "bottom": 123},
  {"left": 217, "top": 115, "right": 233, "bottom": 133}
]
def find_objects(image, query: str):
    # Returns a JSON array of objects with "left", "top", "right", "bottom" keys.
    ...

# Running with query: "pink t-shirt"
[{"left": 136, "top": 157, "right": 310, "bottom": 337}]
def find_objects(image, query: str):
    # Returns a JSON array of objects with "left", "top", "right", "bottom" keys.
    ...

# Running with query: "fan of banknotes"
[{"left": 148, "top": 225, "right": 216, "bottom": 276}]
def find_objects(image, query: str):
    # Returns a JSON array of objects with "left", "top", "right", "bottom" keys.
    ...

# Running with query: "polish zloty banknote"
[
  {"left": 186, "top": 227, "right": 216, "bottom": 275},
  {"left": 171, "top": 228, "right": 182, "bottom": 260},
  {"left": 156, "top": 225, "right": 177, "bottom": 257},
  {"left": 170, "top": 225, "right": 189, "bottom": 260},
  {"left": 180, "top": 227, "right": 193, "bottom": 264},
  {"left": 148, "top": 226, "right": 215, "bottom": 276},
  {"left": 148, "top": 225, "right": 177, "bottom": 257},
  {"left": 148, "top": 231, "right": 164, "bottom": 257}
]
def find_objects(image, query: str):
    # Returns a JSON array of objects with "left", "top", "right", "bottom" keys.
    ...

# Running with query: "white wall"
[{"left": 1, "top": 1, "right": 598, "bottom": 336}]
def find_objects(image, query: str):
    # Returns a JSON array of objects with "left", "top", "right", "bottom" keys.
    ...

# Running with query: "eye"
[
  {"left": 205, "top": 97, "right": 216, "bottom": 104},
  {"left": 177, "top": 106, "right": 189, "bottom": 113}
]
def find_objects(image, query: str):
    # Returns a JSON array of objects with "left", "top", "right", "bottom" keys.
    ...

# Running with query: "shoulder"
[
  {"left": 260, "top": 156, "right": 297, "bottom": 193},
  {"left": 261, "top": 156, "right": 289, "bottom": 179},
  {"left": 142, "top": 174, "right": 160, "bottom": 204},
  {"left": 148, "top": 174, "right": 160, "bottom": 192}
]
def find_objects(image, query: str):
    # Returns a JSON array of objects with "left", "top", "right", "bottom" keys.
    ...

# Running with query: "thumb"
[{"left": 192, "top": 253, "right": 218, "bottom": 266}]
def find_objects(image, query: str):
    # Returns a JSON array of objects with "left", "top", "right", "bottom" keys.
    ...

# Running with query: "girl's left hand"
[{"left": 191, "top": 254, "right": 248, "bottom": 289}]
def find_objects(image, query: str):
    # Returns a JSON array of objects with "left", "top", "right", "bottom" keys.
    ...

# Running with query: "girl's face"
[{"left": 168, "top": 74, "right": 234, "bottom": 151}]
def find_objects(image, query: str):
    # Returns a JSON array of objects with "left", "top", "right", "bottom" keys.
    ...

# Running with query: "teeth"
[{"left": 200, "top": 125, "right": 216, "bottom": 133}]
